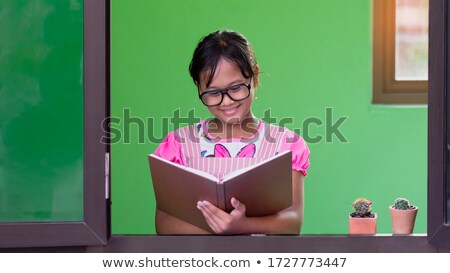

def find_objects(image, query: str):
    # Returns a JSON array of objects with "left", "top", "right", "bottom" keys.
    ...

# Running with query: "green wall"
[{"left": 111, "top": 0, "right": 427, "bottom": 234}]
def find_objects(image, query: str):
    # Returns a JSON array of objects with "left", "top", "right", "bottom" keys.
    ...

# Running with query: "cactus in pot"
[
  {"left": 390, "top": 198, "right": 418, "bottom": 235},
  {"left": 349, "top": 198, "right": 377, "bottom": 234}
]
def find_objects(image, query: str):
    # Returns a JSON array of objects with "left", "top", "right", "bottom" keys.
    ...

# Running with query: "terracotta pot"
[
  {"left": 389, "top": 206, "right": 418, "bottom": 234},
  {"left": 349, "top": 214, "right": 377, "bottom": 235}
]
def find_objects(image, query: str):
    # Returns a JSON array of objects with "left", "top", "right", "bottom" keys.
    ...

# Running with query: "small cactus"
[
  {"left": 350, "top": 198, "right": 375, "bottom": 218},
  {"left": 393, "top": 198, "right": 414, "bottom": 210},
  {"left": 353, "top": 198, "right": 372, "bottom": 213}
]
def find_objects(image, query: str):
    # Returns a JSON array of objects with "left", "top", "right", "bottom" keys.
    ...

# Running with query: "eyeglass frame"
[{"left": 198, "top": 78, "right": 252, "bottom": 107}]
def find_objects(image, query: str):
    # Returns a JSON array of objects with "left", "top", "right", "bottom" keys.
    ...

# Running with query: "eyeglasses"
[{"left": 198, "top": 78, "right": 252, "bottom": 107}]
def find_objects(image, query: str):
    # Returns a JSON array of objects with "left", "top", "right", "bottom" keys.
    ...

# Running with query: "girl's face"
[{"left": 198, "top": 58, "right": 256, "bottom": 125}]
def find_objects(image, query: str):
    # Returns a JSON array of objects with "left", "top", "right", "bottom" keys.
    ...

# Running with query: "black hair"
[{"left": 188, "top": 30, "right": 258, "bottom": 88}]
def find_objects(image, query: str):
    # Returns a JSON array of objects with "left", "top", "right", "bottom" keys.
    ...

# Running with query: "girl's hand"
[{"left": 197, "top": 197, "right": 247, "bottom": 234}]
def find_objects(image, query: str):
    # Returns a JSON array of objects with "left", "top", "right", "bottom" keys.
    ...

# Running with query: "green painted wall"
[{"left": 111, "top": 0, "right": 427, "bottom": 234}]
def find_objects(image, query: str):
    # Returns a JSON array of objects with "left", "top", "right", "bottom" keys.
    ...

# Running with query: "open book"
[{"left": 148, "top": 150, "right": 292, "bottom": 232}]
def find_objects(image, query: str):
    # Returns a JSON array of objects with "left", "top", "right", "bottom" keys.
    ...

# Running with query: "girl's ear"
[{"left": 252, "top": 65, "right": 260, "bottom": 88}]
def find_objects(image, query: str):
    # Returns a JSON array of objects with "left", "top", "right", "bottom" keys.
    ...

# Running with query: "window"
[
  {"left": 0, "top": 0, "right": 109, "bottom": 248},
  {"left": 3, "top": 0, "right": 450, "bottom": 253},
  {"left": 373, "top": 0, "right": 429, "bottom": 104},
  {"left": 428, "top": 0, "right": 450, "bottom": 247}
]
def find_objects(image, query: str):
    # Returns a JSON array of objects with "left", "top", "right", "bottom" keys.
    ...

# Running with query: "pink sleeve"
[
  {"left": 153, "top": 131, "right": 185, "bottom": 166},
  {"left": 278, "top": 130, "right": 310, "bottom": 176}
]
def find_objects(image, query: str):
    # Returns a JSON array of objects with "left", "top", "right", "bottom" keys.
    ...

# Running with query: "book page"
[
  {"left": 149, "top": 154, "right": 219, "bottom": 182},
  {"left": 221, "top": 150, "right": 291, "bottom": 182}
]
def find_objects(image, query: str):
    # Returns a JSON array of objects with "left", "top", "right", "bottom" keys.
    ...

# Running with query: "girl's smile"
[{"left": 221, "top": 105, "right": 240, "bottom": 116}]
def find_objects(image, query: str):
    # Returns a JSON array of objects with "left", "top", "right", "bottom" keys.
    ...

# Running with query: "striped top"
[{"left": 154, "top": 119, "right": 310, "bottom": 179}]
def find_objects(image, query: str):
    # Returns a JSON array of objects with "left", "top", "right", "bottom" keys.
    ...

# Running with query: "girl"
[{"left": 154, "top": 30, "right": 310, "bottom": 235}]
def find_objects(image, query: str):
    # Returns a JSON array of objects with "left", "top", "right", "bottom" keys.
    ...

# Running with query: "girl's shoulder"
[
  {"left": 153, "top": 130, "right": 185, "bottom": 165},
  {"left": 153, "top": 120, "right": 215, "bottom": 165},
  {"left": 261, "top": 121, "right": 303, "bottom": 143},
  {"left": 264, "top": 122, "right": 310, "bottom": 176}
]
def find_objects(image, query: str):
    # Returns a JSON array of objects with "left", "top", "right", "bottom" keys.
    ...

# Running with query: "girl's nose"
[{"left": 221, "top": 93, "right": 235, "bottom": 106}]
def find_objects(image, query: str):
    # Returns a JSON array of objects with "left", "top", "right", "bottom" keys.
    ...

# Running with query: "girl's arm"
[{"left": 197, "top": 171, "right": 304, "bottom": 234}]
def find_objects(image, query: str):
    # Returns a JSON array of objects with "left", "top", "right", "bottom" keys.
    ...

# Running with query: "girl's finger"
[
  {"left": 197, "top": 201, "right": 220, "bottom": 233},
  {"left": 201, "top": 201, "right": 228, "bottom": 225}
]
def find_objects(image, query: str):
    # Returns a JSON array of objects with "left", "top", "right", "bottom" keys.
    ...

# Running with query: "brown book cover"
[{"left": 148, "top": 151, "right": 292, "bottom": 231}]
